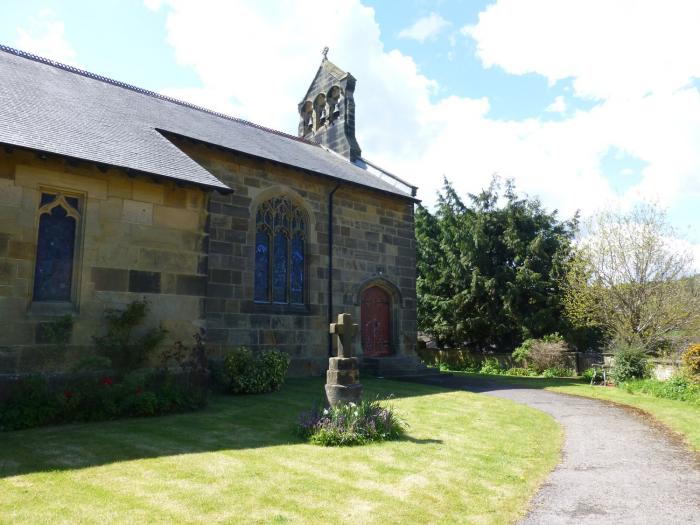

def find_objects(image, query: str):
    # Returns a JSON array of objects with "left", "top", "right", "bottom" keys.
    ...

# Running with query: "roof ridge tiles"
[{"left": 0, "top": 43, "right": 316, "bottom": 147}]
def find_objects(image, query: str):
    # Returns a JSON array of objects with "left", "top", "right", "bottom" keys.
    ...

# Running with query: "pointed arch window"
[
  {"left": 33, "top": 191, "right": 82, "bottom": 302},
  {"left": 255, "top": 196, "right": 306, "bottom": 305}
]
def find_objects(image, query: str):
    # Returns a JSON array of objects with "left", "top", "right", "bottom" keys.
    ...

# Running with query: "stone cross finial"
[
  {"left": 322, "top": 46, "right": 329, "bottom": 59},
  {"left": 329, "top": 313, "right": 358, "bottom": 358}
]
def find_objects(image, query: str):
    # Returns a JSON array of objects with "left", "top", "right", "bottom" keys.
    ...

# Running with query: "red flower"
[
  {"left": 63, "top": 390, "right": 73, "bottom": 399},
  {"left": 101, "top": 377, "right": 114, "bottom": 386}
]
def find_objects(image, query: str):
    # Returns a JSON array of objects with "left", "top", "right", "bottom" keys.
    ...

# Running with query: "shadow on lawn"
[{"left": 0, "top": 377, "right": 446, "bottom": 478}]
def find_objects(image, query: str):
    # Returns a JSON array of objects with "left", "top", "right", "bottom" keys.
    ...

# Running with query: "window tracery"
[{"left": 254, "top": 196, "right": 306, "bottom": 305}]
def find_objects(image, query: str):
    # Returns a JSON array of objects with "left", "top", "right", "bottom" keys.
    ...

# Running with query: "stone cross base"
[{"left": 324, "top": 356, "right": 363, "bottom": 407}]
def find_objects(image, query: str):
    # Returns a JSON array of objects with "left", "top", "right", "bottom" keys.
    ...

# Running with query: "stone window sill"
[
  {"left": 28, "top": 301, "right": 77, "bottom": 317},
  {"left": 250, "top": 302, "right": 311, "bottom": 316}
]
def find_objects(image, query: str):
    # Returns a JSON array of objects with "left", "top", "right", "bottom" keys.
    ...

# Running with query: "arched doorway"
[{"left": 361, "top": 286, "right": 392, "bottom": 357}]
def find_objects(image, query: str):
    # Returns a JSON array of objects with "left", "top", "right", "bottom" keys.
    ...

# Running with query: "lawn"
[
  {"left": 0, "top": 377, "right": 561, "bottom": 525},
  {"left": 547, "top": 382, "right": 700, "bottom": 452},
  {"left": 457, "top": 374, "right": 700, "bottom": 453}
]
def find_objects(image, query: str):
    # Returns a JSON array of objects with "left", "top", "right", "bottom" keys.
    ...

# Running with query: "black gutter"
[{"left": 327, "top": 184, "right": 341, "bottom": 357}]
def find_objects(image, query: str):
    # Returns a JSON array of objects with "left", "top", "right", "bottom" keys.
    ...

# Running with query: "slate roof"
[{"left": 0, "top": 45, "right": 416, "bottom": 199}]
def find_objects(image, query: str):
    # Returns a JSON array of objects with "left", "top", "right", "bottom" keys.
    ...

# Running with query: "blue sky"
[{"left": 2, "top": 0, "right": 699, "bottom": 256}]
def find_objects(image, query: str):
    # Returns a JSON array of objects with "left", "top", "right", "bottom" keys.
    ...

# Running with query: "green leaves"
[{"left": 417, "top": 177, "right": 577, "bottom": 350}]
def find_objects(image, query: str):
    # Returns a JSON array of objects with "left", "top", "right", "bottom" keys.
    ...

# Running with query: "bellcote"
[{"left": 298, "top": 52, "right": 362, "bottom": 162}]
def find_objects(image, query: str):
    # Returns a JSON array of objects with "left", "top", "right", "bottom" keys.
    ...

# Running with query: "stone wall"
[
  {"left": 173, "top": 138, "right": 417, "bottom": 376},
  {"left": 0, "top": 149, "right": 208, "bottom": 373}
]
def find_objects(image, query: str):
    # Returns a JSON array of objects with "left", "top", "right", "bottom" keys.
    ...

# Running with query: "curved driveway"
[{"left": 412, "top": 375, "right": 700, "bottom": 524}]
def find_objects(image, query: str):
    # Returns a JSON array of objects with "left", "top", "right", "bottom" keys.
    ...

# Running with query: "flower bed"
[{"left": 297, "top": 399, "right": 405, "bottom": 446}]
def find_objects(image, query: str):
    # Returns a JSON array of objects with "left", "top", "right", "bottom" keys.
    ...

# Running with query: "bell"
[
  {"left": 320, "top": 108, "right": 327, "bottom": 123},
  {"left": 332, "top": 102, "right": 340, "bottom": 118},
  {"left": 306, "top": 116, "right": 313, "bottom": 130}
]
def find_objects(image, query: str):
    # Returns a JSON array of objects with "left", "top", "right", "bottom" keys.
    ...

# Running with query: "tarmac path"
[{"left": 411, "top": 374, "right": 700, "bottom": 524}]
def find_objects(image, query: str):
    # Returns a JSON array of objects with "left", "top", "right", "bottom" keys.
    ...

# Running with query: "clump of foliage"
[
  {"left": 505, "top": 367, "right": 534, "bottom": 376},
  {"left": 0, "top": 372, "right": 207, "bottom": 432},
  {"left": 513, "top": 333, "right": 566, "bottom": 368},
  {"left": 93, "top": 299, "right": 167, "bottom": 372},
  {"left": 514, "top": 334, "right": 571, "bottom": 374},
  {"left": 622, "top": 376, "right": 700, "bottom": 405},
  {"left": 416, "top": 177, "right": 578, "bottom": 351},
  {"left": 563, "top": 204, "right": 700, "bottom": 354},
  {"left": 297, "top": 399, "right": 405, "bottom": 446},
  {"left": 435, "top": 353, "right": 479, "bottom": 372},
  {"left": 71, "top": 355, "right": 113, "bottom": 372},
  {"left": 681, "top": 343, "right": 700, "bottom": 377},
  {"left": 222, "top": 347, "right": 290, "bottom": 394},
  {"left": 479, "top": 357, "right": 503, "bottom": 375},
  {"left": 160, "top": 331, "right": 210, "bottom": 389},
  {"left": 581, "top": 368, "right": 596, "bottom": 383},
  {"left": 542, "top": 366, "right": 574, "bottom": 378},
  {"left": 610, "top": 344, "right": 650, "bottom": 384},
  {"left": 528, "top": 340, "right": 571, "bottom": 373},
  {"left": 36, "top": 315, "right": 73, "bottom": 348}
]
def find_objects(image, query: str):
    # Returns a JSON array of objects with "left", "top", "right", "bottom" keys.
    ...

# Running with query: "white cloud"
[
  {"left": 398, "top": 12, "right": 450, "bottom": 43},
  {"left": 146, "top": 0, "right": 700, "bottom": 266},
  {"left": 545, "top": 95, "right": 566, "bottom": 113},
  {"left": 467, "top": 0, "right": 700, "bottom": 101},
  {"left": 15, "top": 9, "right": 79, "bottom": 67}
]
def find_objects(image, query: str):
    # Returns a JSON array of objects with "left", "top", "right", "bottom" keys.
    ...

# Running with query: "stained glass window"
[
  {"left": 254, "top": 230, "right": 270, "bottom": 302},
  {"left": 272, "top": 231, "right": 288, "bottom": 303},
  {"left": 33, "top": 193, "right": 80, "bottom": 302},
  {"left": 254, "top": 196, "right": 306, "bottom": 304},
  {"left": 291, "top": 232, "right": 304, "bottom": 304}
]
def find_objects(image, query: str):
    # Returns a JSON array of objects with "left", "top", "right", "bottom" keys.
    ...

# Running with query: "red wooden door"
[{"left": 361, "top": 286, "right": 391, "bottom": 357}]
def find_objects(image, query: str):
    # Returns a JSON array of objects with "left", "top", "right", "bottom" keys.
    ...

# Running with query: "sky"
[{"left": 2, "top": 0, "right": 700, "bottom": 262}]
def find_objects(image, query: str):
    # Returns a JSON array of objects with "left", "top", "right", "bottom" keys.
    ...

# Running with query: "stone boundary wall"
[
  {"left": 419, "top": 348, "right": 684, "bottom": 380},
  {"left": 417, "top": 347, "right": 579, "bottom": 373}
]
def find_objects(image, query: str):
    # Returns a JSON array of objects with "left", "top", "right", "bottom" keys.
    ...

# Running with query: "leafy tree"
[
  {"left": 563, "top": 204, "right": 700, "bottom": 353},
  {"left": 417, "top": 177, "right": 577, "bottom": 350}
]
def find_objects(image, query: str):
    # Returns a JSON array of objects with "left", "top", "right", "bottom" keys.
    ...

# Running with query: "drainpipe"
[{"left": 327, "top": 184, "right": 341, "bottom": 357}]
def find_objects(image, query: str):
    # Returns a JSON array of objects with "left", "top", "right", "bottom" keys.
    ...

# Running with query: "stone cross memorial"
[{"left": 325, "top": 313, "right": 363, "bottom": 407}]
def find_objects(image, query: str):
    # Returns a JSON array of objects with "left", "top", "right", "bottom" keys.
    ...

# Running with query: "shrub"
[
  {"left": 36, "top": 315, "right": 73, "bottom": 348},
  {"left": 93, "top": 299, "right": 167, "bottom": 372},
  {"left": 479, "top": 358, "right": 502, "bottom": 375},
  {"left": 681, "top": 343, "right": 700, "bottom": 377},
  {"left": 542, "top": 366, "right": 574, "bottom": 378},
  {"left": 297, "top": 399, "right": 405, "bottom": 446},
  {"left": 512, "top": 339, "right": 535, "bottom": 367},
  {"left": 0, "top": 371, "right": 208, "bottom": 432},
  {"left": 223, "top": 347, "right": 290, "bottom": 394},
  {"left": 610, "top": 345, "right": 649, "bottom": 384},
  {"left": 513, "top": 334, "right": 568, "bottom": 372},
  {"left": 623, "top": 375, "right": 700, "bottom": 404},
  {"left": 159, "top": 331, "right": 211, "bottom": 390},
  {"left": 0, "top": 377, "right": 59, "bottom": 431},
  {"left": 505, "top": 367, "right": 533, "bottom": 376},
  {"left": 528, "top": 340, "right": 571, "bottom": 373},
  {"left": 71, "top": 355, "right": 113, "bottom": 372},
  {"left": 437, "top": 353, "right": 480, "bottom": 372},
  {"left": 581, "top": 368, "right": 596, "bottom": 383}
]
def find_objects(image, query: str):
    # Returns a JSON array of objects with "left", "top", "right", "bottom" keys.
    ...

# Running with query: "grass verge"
[
  {"left": 0, "top": 377, "right": 561, "bottom": 525},
  {"left": 456, "top": 373, "right": 700, "bottom": 453}
]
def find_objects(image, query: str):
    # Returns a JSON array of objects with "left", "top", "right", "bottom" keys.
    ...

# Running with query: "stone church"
[{"left": 0, "top": 44, "right": 423, "bottom": 377}]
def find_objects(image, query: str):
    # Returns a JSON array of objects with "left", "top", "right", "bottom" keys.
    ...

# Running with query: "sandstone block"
[{"left": 325, "top": 383, "right": 362, "bottom": 407}]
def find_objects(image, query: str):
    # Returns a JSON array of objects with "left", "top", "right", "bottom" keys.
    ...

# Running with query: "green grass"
[
  {"left": 548, "top": 382, "right": 700, "bottom": 452},
  {"left": 0, "top": 377, "right": 561, "bottom": 525},
  {"left": 458, "top": 373, "right": 700, "bottom": 453}
]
